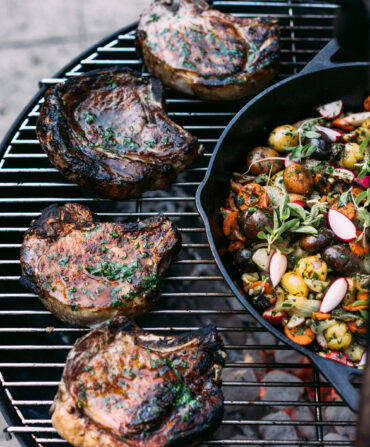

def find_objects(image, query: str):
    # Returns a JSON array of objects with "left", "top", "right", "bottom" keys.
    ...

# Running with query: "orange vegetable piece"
[
  {"left": 237, "top": 183, "right": 268, "bottom": 211},
  {"left": 331, "top": 200, "right": 356, "bottom": 220},
  {"left": 223, "top": 211, "right": 239, "bottom": 240},
  {"left": 284, "top": 324, "right": 315, "bottom": 346},
  {"left": 228, "top": 241, "right": 244, "bottom": 252},
  {"left": 349, "top": 231, "right": 369, "bottom": 257},
  {"left": 332, "top": 118, "right": 354, "bottom": 132},
  {"left": 364, "top": 95, "right": 370, "bottom": 111},
  {"left": 343, "top": 292, "right": 369, "bottom": 311},
  {"left": 352, "top": 186, "right": 366, "bottom": 204},
  {"left": 347, "top": 320, "right": 367, "bottom": 335},
  {"left": 312, "top": 312, "right": 331, "bottom": 321},
  {"left": 249, "top": 280, "right": 274, "bottom": 295}
]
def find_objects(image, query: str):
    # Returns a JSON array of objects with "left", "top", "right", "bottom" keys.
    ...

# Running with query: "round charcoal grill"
[{"left": 0, "top": 1, "right": 359, "bottom": 446}]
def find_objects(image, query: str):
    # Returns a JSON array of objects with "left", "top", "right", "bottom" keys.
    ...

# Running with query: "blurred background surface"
[
  {"left": 0, "top": 2, "right": 150, "bottom": 444},
  {"left": 0, "top": 0, "right": 151, "bottom": 140}
]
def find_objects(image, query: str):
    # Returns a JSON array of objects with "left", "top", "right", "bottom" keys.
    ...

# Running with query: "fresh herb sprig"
[
  {"left": 284, "top": 128, "right": 321, "bottom": 163},
  {"left": 355, "top": 136, "right": 370, "bottom": 178},
  {"left": 257, "top": 194, "right": 321, "bottom": 253},
  {"left": 352, "top": 188, "right": 370, "bottom": 246}
]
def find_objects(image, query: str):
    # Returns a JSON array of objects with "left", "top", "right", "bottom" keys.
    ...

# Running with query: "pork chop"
[
  {"left": 20, "top": 203, "right": 181, "bottom": 327},
  {"left": 36, "top": 68, "right": 203, "bottom": 200},
  {"left": 51, "top": 317, "right": 226, "bottom": 447},
  {"left": 137, "top": 0, "right": 279, "bottom": 101}
]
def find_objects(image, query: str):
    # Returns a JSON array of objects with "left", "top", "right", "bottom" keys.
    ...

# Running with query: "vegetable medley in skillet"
[{"left": 221, "top": 96, "right": 370, "bottom": 368}]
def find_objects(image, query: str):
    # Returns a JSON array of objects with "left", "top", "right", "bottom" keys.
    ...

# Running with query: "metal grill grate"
[{"left": 0, "top": 1, "right": 358, "bottom": 446}]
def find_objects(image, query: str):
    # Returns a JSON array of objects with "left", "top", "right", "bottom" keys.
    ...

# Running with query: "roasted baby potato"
[
  {"left": 246, "top": 146, "right": 283, "bottom": 175},
  {"left": 324, "top": 322, "right": 352, "bottom": 350},
  {"left": 281, "top": 272, "right": 309, "bottom": 297},
  {"left": 294, "top": 255, "right": 328, "bottom": 281},
  {"left": 299, "top": 230, "right": 333, "bottom": 253},
  {"left": 283, "top": 163, "right": 314, "bottom": 195},
  {"left": 341, "top": 142, "right": 364, "bottom": 169},
  {"left": 240, "top": 209, "right": 273, "bottom": 240},
  {"left": 268, "top": 125, "right": 299, "bottom": 152},
  {"left": 322, "top": 245, "right": 365, "bottom": 275}
]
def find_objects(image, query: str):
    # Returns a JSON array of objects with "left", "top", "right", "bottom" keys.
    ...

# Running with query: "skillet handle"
[
  {"left": 308, "top": 352, "right": 360, "bottom": 412},
  {"left": 299, "top": 39, "right": 340, "bottom": 75}
]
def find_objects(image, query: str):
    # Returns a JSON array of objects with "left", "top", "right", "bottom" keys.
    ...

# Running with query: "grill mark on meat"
[
  {"left": 36, "top": 68, "right": 203, "bottom": 200},
  {"left": 137, "top": 0, "right": 280, "bottom": 100},
  {"left": 51, "top": 317, "right": 226, "bottom": 447},
  {"left": 20, "top": 203, "right": 181, "bottom": 327}
]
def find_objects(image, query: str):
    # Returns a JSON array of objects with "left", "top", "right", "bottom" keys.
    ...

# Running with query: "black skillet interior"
[{"left": 196, "top": 41, "right": 369, "bottom": 412}]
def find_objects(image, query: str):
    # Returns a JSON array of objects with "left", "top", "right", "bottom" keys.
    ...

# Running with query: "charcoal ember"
[
  {"left": 324, "top": 406, "right": 357, "bottom": 439},
  {"left": 251, "top": 329, "right": 278, "bottom": 347},
  {"left": 274, "top": 343, "right": 306, "bottom": 374},
  {"left": 239, "top": 424, "right": 259, "bottom": 441},
  {"left": 324, "top": 433, "right": 350, "bottom": 444},
  {"left": 291, "top": 405, "right": 315, "bottom": 439},
  {"left": 222, "top": 367, "right": 260, "bottom": 402},
  {"left": 260, "top": 370, "right": 304, "bottom": 409},
  {"left": 259, "top": 411, "right": 299, "bottom": 447},
  {"left": 227, "top": 346, "right": 265, "bottom": 379},
  {"left": 228, "top": 426, "right": 259, "bottom": 447}
]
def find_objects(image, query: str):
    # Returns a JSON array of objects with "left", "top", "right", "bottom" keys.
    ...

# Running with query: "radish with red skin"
[
  {"left": 315, "top": 125, "right": 342, "bottom": 142},
  {"left": 327, "top": 209, "right": 357, "bottom": 242},
  {"left": 293, "top": 200, "right": 306, "bottom": 208},
  {"left": 317, "top": 100, "right": 343, "bottom": 119},
  {"left": 359, "top": 352, "right": 367, "bottom": 367},
  {"left": 330, "top": 168, "right": 355, "bottom": 183},
  {"left": 262, "top": 306, "right": 287, "bottom": 325},
  {"left": 320, "top": 350, "right": 354, "bottom": 367},
  {"left": 269, "top": 250, "right": 288, "bottom": 287},
  {"left": 342, "top": 111, "right": 370, "bottom": 127},
  {"left": 356, "top": 176, "right": 370, "bottom": 189},
  {"left": 320, "top": 277, "right": 348, "bottom": 313},
  {"left": 316, "top": 333, "right": 328, "bottom": 349}
]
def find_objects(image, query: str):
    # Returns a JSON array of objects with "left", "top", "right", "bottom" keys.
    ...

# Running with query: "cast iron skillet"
[{"left": 196, "top": 40, "right": 369, "bottom": 412}]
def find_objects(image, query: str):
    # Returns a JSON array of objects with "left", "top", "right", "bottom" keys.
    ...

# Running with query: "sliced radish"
[
  {"left": 317, "top": 100, "right": 343, "bottom": 119},
  {"left": 269, "top": 250, "right": 288, "bottom": 287},
  {"left": 315, "top": 125, "right": 342, "bottom": 142},
  {"left": 320, "top": 350, "right": 354, "bottom": 367},
  {"left": 262, "top": 306, "right": 287, "bottom": 325},
  {"left": 359, "top": 352, "right": 367, "bottom": 367},
  {"left": 327, "top": 209, "right": 357, "bottom": 242},
  {"left": 330, "top": 168, "right": 355, "bottom": 183},
  {"left": 320, "top": 277, "right": 348, "bottom": 313},
  {"left": 316, "top": 333, "right": 328, "bottom": 349},
  {"left": 343, "top": 111, "right": 370, "bottom": 127},
  {"left": 356, "top": 175, "right": 370, "bottom": 189},
  {"left": 284, "top": 154, "right": 299, "bottom": 168}
]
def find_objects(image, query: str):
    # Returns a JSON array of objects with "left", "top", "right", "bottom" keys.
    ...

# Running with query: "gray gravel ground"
[{"left": 0, "top": 2, "right": 150, "bottom": 444}]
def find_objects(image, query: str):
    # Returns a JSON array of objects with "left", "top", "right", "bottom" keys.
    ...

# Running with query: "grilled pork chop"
[
  {"left": 137, "top": 0, "right": 279, "bottom": 101},
  {"left": 51, "top": 317, "right": 226, "bottom": 447},
  {"left": 20, "top": 203, "right": 181, "bottom": 327},
  {"left": 36, "top": 68, "right": 203, "bottom": 200}
]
